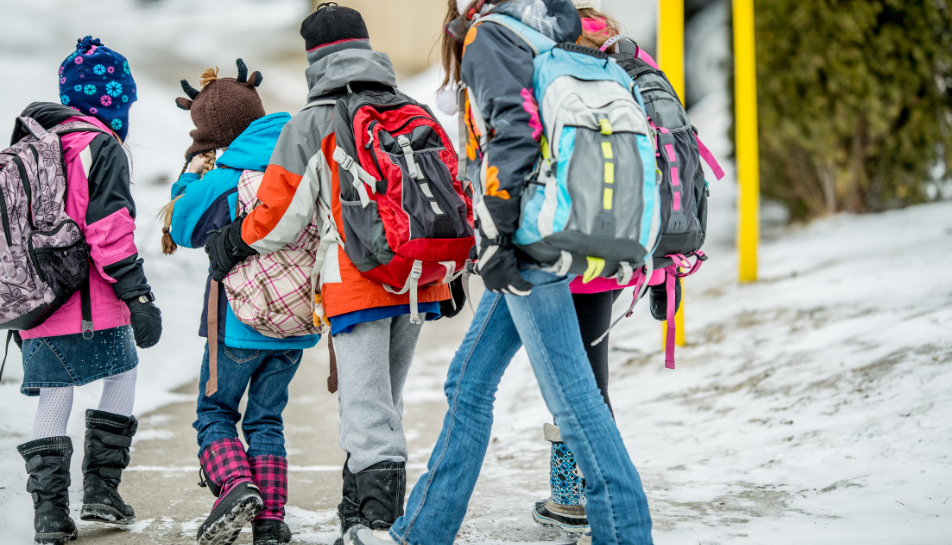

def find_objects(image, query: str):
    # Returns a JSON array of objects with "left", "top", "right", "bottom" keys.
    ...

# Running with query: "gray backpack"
[
  {"left": 472, "top": 15, "right": 662, "bottom": 287},
  {"left": 0, "top": 117, "right": 103, "bottom": 373}
]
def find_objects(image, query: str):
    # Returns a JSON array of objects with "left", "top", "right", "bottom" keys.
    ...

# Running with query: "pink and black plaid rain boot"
[
  {"left": 249, "top": 455, "right": 292, "bottom": 544},
  {"left": 197, "top": 438, "right": 263, "bottom": 545}
]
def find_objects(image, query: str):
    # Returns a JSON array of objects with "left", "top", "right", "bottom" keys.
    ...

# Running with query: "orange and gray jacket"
[{"left": 239, "top": 47, "right": 449, "bottom": 318}]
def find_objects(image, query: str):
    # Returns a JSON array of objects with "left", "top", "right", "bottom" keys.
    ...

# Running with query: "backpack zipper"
[
  {"left": 2, "top": 153, "right": 36, "bottom": 230},
  {"left": 0, "top": 174, "right": 11, "bottom": 247},
  {"left": 0, "top": 159, "right": 15, "bottom": 247}
]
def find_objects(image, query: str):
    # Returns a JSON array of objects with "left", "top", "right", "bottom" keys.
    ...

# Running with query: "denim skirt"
[{"left": 20, "top": 325, "right": 138, "bottom": 396}]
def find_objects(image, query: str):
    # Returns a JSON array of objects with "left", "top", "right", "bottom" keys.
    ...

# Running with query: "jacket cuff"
[
  {"left": 172, "top": 172, "right": 201, "bottom": 198},
  {"left": 104, "top": 255, "right": 152, "bottom": 301}
]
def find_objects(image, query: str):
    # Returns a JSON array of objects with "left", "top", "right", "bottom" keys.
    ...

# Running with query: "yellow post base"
[{"left": 661, "top": 281, "right": 686, "bottom": 349}]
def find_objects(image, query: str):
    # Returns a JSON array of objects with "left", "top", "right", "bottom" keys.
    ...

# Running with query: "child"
[
  {"left": 12, "top": 36, "right": 162, "bottom": 545},
  {"left": 164, "top": 61, "right": 320, "bottom": 545},
  {"left": 203, "top": 5, "right": 453, "bottom": 544},
  {"left": 532, "top": 2, "right": 680, "bottom": 536},
  {"left": 346, "top": 1, "right": 653, "bottom": 544}
]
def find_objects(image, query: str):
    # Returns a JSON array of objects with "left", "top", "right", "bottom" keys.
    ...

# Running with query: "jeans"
[
  {"left": 193, "top": 342, "right": 302, "bottom": 458},
  {"left": 389, "top": 269, "right": 652, "bottom": 545}
]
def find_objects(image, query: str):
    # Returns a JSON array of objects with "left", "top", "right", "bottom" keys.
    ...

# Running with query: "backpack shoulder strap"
[
  {"left": 300, "top": 99, "right": 339, "bottom": 113},
  {"left": 477, "top": 14, "right": 555, "bottom": 56}
]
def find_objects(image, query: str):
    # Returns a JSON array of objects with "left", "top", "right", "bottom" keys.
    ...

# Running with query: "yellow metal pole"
[
  {"left": 734, "top": 0, "right": 760, "bottom": 282},
  {"left": 659, "top": 0, "right": 686, "bottom": 348}
]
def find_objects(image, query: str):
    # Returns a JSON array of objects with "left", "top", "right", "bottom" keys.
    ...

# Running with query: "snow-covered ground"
[
  {"left": 473, "top": 199, "right": 952, "bottom": 543},
  {"left": 2, "top": 1, "right": 950, "bottom": 543}
]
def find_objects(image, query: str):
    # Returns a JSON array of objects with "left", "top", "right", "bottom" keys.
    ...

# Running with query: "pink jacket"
[
  {"left": 569, "top": 269, "right": 666, "bottom": 295},
  {"left": 19, "top": 110, "right": 144, "bottom": 339}
]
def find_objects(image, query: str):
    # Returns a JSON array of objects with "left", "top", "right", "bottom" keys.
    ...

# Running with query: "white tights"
[{"left": 32, "top": 367, "right": 137, "bottom": 440}]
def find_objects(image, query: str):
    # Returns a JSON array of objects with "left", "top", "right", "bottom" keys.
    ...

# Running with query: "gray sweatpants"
[{"left": 333, "top": 314, "right": 423, "bottom": 473}]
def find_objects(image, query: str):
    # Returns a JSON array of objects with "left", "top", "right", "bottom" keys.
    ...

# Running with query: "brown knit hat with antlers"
[{"left": 175, "top": 59, "right": 265, "bottom": 160}]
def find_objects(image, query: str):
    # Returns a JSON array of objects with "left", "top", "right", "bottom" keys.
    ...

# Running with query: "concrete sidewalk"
[{"left": 77, "top": 317, "right": 466, "bottom": 544}]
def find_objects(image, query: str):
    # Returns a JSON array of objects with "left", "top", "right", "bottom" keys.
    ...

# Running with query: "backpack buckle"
[
  {"left": 397, "top": 135, "right": 425, "bottom": 180},
  {"left": 333, "top": 148, "right": 355, "bottom": 171}
]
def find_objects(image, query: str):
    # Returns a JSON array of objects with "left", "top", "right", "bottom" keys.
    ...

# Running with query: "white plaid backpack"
[{"left": 222, "top": 170, "right": 321, "bottom": 339}]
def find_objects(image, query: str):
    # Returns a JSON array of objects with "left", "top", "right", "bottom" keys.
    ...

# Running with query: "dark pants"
[{"left": 572, "top": 290, "right": 621, "bottom": 416}]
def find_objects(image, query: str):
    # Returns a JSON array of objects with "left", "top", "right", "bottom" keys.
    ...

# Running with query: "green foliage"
[{"left": 752, "top": 0, "right": 952, "bottom": 220}]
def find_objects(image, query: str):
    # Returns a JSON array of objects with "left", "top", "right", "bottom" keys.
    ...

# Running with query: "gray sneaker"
[{"left": 344, "top": 524, "right": 397, "bottom": 545}]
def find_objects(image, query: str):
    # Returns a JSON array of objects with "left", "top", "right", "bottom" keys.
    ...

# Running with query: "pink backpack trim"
[{"left": 660, "top": 251, "right": 706, "bottom": 369}]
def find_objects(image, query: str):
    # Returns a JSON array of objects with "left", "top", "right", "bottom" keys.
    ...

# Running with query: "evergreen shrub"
[{"left": 752, "top": 0, "right": 952, "bottom": 220}]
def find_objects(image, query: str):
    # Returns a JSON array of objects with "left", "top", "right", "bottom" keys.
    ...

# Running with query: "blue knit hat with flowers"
[{"left": 59, "top": 36, "right": 136, "bottom": 141}]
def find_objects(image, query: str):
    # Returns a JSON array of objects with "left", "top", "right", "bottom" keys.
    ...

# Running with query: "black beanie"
[{"left": 301, "top": 2, "right": 371, "bottom": 63}]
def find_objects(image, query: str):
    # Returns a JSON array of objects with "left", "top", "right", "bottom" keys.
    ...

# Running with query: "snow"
[
  {"left": 1, "top": 1, "right": 950, "bottom": 543},
  {"left": 473, "top": 199, "right": 952, "bottom": 543}
]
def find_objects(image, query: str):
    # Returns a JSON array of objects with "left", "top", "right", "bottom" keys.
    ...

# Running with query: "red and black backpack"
[{"left": 328, "top": 88, "right": 474, "bottom": 321}]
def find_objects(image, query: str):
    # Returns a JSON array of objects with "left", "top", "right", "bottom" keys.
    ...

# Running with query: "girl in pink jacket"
[{"left": 12, "top": 37, "right": 161, "bottom": 545}]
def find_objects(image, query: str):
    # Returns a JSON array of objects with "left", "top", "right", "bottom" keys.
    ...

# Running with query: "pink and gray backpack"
[
  {"left": 601, "top": 37, "right": 725, "bottom": 368},
  {"left": 0, "top": 117, "right": 102, "bottom": 366}
]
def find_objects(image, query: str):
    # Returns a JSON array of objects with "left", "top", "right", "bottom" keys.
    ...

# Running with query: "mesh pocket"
[{"left": 28, "top": 221, "right": 88, "bottom": 300}]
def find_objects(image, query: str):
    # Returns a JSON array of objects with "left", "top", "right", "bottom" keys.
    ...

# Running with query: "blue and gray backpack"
[{"left": 473, "top": 14, "right": 662, "bottom": 287}]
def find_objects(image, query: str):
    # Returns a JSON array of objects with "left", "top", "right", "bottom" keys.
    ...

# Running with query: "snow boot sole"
[
  {"left": 80, "top": 503, "right": 137, "bottom": 525},
  {"left": 33, "top": 528, "right": 78, "bottom": 545},
  {"left": 532, "top": 499, "right": 589, "bottom": 536},
  {"left": 197, "top": 482, "right": 264, "bottom": 545}
]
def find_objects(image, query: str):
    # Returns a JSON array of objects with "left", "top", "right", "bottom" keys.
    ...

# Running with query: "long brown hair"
[
  {"left": 159, "top": 149, "right": 216, "bottom": 255},
  {"left": 576, "top": 7, "right": 624, "bottom": 49},
  {"left": 441, "top": 2, "right": 623, "bottom": 90},
  {"left": 441, "top": 0, "right": 474, "bottom": 90}
]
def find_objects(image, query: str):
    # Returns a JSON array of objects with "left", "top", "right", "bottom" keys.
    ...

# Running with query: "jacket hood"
[
  {"left": 487, "top": 0, "right": 582, "bottom": 44},
  {"left": 11, "top": 102, "right": 82, "bottom": 145},
  {"left": 218, "top": 112, "right": 291, "bottom": 172},
  {"left": 305, "top": 49, "right": 397, "bottom": 102}
]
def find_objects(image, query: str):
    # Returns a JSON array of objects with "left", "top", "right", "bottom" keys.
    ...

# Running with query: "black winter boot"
[
  {"left": 80, "top": 409, "right": 137, "bottom": 525},
  {"left": 252, "top": 519, "right": 293, "bottom": 545},
  {"left": 17, "top": 436, "right": 78, "bottom": 545},
  {"left": 335, "top": 454, "right": 367, "bottom": 545},
  {"left": 354, "top": 461, "right": 406, "bottom": 531}
]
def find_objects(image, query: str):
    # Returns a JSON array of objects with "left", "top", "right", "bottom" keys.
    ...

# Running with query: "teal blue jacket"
[{"left": 169, "top": 113, "right": 320, "bottom": 350}]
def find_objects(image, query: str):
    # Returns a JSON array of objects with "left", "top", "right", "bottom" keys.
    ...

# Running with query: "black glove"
[
  {"left": 205, "top": 217, "right": 257, "bottom": 282},
  {"left": 475, "top": 245, "right": 533, "bottom": 296},
  {"left": 648, "top": 274, "right": 681, "bottom": 321},
  {"left": 126, "top": 294, "right": 162, "bottom": 349},
  {"left": 437, "top": 277, "right": 467, "bottom": 319}
]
